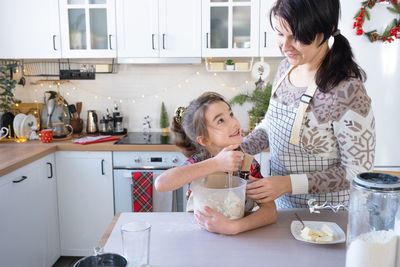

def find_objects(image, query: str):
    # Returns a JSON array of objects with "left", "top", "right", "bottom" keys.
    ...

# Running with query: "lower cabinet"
[
  {"left": 0, "top": 153, "right": 60, "bottom": 267},
  {"left": 56, "top": 151, "right": 114, "bottom": 256}
]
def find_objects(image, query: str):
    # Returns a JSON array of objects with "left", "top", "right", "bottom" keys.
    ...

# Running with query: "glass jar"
[{"left": 346, "top": 172, "right": 400, "bottom": 267}]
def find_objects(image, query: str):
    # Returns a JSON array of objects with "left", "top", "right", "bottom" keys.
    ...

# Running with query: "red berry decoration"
[{"left": 353, "top": 1, "right": 400, "bottom": 43}]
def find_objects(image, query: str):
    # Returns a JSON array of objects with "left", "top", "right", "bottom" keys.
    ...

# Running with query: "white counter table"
[{"left": 100, "top": 209, "right": 347, "bottom": 267}]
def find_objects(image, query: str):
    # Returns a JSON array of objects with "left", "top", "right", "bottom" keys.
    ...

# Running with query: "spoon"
[{"left": 294, "top": 212, "right": 305, "bottom": 230}]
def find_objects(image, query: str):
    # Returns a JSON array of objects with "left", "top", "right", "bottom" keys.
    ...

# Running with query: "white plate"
[
  {"left": 290, "top": 220, "right": 346, "bottom": 244},
  {"left": 13, "top": 113, "right": 26, "bottom": 138},
  {"left": 20, "top": 114, "right": 37, "bottom": 139}
]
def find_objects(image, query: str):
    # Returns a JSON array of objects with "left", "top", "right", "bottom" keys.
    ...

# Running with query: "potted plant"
[
  {"left": 225, "top": 59, "right": 235, "bottom": 71},
  {"left": 230, "top": 82, "right": 272, "bottom": 132},
  {"left": 0, "top": 63, "right": 17, "bottom": 114},
  {"left": 160, "top": 102, "right": 170, "bottom": 135}
]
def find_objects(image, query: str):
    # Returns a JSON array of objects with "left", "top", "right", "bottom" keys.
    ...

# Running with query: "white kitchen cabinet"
[
  {"left": 41, "top": 154, "right": 61, "bottom": 267},
  {"left": 202, "top": 0, "right": 260, "bottom": 57},
  {"left": 0, "top": 0, "right": 61, "bottom": 59},
  {"left": 259, "top": 0, "right": 281, "bottom": 57},
  {"left": 116, "top": 0, "right": 201, "bottom": 62},
  {"left": 0, "top": 154, "right": 60, "bottom": 267},
  {"left": 56, "top": 151, "right": 114, "bottom": 256},
  {"left": 59, "top": 0, "right": 116, "bottom": 58}
]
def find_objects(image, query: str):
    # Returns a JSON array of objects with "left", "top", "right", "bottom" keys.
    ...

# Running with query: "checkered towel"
[{"left": 132, "top": 172, "right": 153, "bottom": 212}]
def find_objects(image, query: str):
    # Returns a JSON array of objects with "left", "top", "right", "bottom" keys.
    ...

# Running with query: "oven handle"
[{"left": 113, "top": 167, "right": 172, "bottom": 171}]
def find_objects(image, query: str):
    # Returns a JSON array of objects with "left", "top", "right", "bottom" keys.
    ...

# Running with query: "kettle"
[{"left": 87, "top": 110, "right": 98, "bottom": 134}]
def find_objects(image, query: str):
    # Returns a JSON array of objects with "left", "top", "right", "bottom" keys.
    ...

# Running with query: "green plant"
[
  {"left": 229, "top": 82, "right": 272, "bottom": 130},
  {"left": 0, "top": 63, "right": 18, "bottom": 113},
  {"left": 160, "top": 102, "right": 169, "bottom": 128},
  {"left": 226, "top": 59, "right": 234, "bottom": 65}
]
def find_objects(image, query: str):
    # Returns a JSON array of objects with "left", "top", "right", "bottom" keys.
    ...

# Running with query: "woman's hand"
[
  {"left": 246, "top": 175, "right": 292, "bottom": 203},
  {"left": 212, "top": 144, "right": 244, "bottom": 172},
  {"left": 194, "top": 206, "right": 238, "bottom": 235}
]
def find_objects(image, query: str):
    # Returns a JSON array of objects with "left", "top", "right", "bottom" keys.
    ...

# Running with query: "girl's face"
[
  {"left": 202, "top": 101, "right": 242, "bottom": 154},
  {"left": 275, "top": 17, "right": 326, "bottom": 67}
]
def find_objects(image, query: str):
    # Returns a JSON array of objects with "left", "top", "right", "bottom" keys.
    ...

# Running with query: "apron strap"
[
  {"left": 289, "top": 79, "right": 318, "bottom": 146},
  {"left": 271, "top": 64, "right": 319, "bottom": 146},
  {"left": 271, "top": 65, "right": 296, "bottom": 96}
]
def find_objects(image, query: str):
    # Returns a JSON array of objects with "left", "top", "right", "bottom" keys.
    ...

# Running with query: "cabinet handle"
[
  {"left": 53, "top": 35, "right": 57, "bottom": 51},
  {"left": 13, "top": 176, "right": 27, "bottom": 183},
  {"left": 47, "top": 162, "right": 53, "bottom": 179},
  {"left": 101, "top": 159, "right": 105, "bottom": 175},
  {"left": 109, "top": 34, "right": 113, "bottom": 50},
  {"left": 206, "top": 33, "right": 209, "bottom": 48},
  {"left": 264, "top": 32, "right": 267, "bottom": 48},
  {"left": 162, "top": 34, "right": 166, "bottom": 50},
  {"left": 152, "top": 34, "right": 155, "bottom": 50}
]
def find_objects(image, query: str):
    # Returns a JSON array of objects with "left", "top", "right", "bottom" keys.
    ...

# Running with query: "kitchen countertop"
[
  {"left": 0, "top": 137, "right": 180, "bottom": 177},
  {"left": 99, "top": 209, "right": 348, "bottom": 267}
]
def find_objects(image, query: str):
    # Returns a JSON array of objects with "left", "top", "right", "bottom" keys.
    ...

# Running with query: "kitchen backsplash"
[{"left": 14, "top": 58, "right": 282, "bottom": 132}]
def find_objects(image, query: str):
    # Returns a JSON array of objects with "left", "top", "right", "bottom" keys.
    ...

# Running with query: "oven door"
[{"left": 113, "top": 169, "right": 177, "bottom": 213}]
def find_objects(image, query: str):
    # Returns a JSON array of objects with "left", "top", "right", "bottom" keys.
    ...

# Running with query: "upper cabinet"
[
  {"left": 0, "top": 0, "right": 61, "bottom": 59},
  {"left": 116, "top": 0, "right": 201, "bottom": 63},
  {"left": 202, "top": 0, "right": 260, "bottom": 57},
  {"left": 259, "top": 0, "right": 281, "bottom": 57},
  {"left": 59, "top": 0, "right": 116, "bottom": 58}
]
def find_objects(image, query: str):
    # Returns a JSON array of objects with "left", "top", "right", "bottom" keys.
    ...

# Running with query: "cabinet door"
[
  {"left": 41, "top": 154, "right": 61, "bottom": 267},
  {"left": 56, "top": 151, "right": 114, "bottom": 256},
  {"left": 259, "top": 0, "right": 282, "bottom": 57},
  {"left": 202, "top": 0, "right": 259, "bottom": 57},
  {"left": 116, "top": 0, "right": 159, "bottom": 58},
  {"left": 0, "top": 0, "right": 61, "bottom": 59},
  {"left": 159, "top": 0, "right": 201, "bottom": 58},
  {"left": 59, "top": 0, "right": 116, "bottom": 58},
  {"left": 0, "top": 162, "right": 46, "bottom": 267}
]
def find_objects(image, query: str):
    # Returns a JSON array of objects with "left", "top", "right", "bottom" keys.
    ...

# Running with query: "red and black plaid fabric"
[{"left": 132, "top": 172, "right": 153, "bottom": 212}]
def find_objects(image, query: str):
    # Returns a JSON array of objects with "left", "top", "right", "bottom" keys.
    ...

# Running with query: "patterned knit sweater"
[{"left": 241, "top": 59, "right": 376, "bottom": 195}]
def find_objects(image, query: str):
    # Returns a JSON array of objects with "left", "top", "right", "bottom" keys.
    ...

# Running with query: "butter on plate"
[{"left": 300, "top": 224, "right": 334, "bottom": 242}]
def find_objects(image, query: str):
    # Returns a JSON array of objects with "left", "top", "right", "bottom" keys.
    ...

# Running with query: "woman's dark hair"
[
  {"left": 270, "top": 0, "right": 366, "bottom": 92},
  {"left": 171, "top": 92, "right": 230, "bottom": 158}
]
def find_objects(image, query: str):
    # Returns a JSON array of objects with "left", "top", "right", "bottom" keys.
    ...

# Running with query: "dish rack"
[{"left": 17, "top": 59, "right": 118, "bottom": 79}]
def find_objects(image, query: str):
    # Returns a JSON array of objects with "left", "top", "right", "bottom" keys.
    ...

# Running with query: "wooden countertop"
[{"left": 0, "top": 137, "right": 180, "bottom": 177}]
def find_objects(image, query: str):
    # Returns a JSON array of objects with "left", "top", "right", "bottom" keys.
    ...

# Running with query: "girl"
[{"left": 155, "top": 92, "right": 277, "bottom": 235}]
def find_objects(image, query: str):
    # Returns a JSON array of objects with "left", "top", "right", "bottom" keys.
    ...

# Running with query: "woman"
[{"left": 242, "top": 0, "right": 375, "bottom": 209}]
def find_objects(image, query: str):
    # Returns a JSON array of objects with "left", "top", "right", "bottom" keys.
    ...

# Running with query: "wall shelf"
[{"left": 205, "top": 57, "right": 254, "bottom": 72}]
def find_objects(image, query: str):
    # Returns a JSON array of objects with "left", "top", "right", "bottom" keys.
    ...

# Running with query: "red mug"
[{"left": 40, "top": 129, "right": 53, "bottom": 143}]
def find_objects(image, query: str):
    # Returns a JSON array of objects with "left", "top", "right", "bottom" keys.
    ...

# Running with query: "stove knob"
[
  {"left": 172, "top": 157, "right": 179, "bottom": 163},
  {"left": 134, "top": 157, "right": 141, "bottom": 163}
]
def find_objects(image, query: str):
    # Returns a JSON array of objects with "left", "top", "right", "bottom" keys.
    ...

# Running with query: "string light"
[{"left": 29, "top": 67, "right": 252, "bottom": 108}]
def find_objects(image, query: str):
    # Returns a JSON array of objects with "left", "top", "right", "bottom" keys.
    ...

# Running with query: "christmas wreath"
[{"left": 354, "top": 0, "right": 400, "bottom": 43}]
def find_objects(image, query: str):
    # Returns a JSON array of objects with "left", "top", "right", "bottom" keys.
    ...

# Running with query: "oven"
[{"left": 113, "top": 151, "right": 188, "bottom": 213}]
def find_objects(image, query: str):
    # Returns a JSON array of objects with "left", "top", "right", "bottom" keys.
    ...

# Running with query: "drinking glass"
[{"left": 121, "top": 222, "right": 151, "bottom": 267}]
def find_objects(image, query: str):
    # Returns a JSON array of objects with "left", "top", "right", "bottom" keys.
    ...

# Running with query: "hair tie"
[
  {"left": 175, "top": 106, "right": 187, "bottom": 124},
  {"left": 332, "top": 29, "right": 341, "bottom": 37}
]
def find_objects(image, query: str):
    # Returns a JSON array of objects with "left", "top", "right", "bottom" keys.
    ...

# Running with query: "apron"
[{"left": 266, "top": 65, "right": 349, "bottom": 209}]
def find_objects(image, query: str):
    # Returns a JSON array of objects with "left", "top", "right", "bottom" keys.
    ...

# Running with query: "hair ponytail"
[
  {"left": 171, "top": 116, "right": 198, "bottom": 157},
  {"left": 316, "top": 33, "right": 366, "bottom": 92}
]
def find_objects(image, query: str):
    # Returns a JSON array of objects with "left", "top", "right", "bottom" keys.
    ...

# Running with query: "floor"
[{"left": 52, "top": 256, "right": 83, "bottom": 267}]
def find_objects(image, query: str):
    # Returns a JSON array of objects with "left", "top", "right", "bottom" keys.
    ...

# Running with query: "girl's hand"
[
  {"left": 246, "top": 175, "right": 292, "bottom": 203},
  {"left": 194, "top": 206, "right": 238, "bottom": 235},
  {"left": 213, "top": 144, "right": 244, "bottom": 172}
]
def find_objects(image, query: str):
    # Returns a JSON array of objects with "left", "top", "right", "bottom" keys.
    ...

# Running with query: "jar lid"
[{"left": 354, "top": 172, "right": 400, "bottom": 191}]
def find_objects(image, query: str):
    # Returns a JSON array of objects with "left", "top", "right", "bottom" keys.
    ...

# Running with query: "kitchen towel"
[
  {"left": 73, "top": 135, "right": 120, "bottom": 145},
  {"left": 132, "top": 172, "right": 153, "bottom": 212}
]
